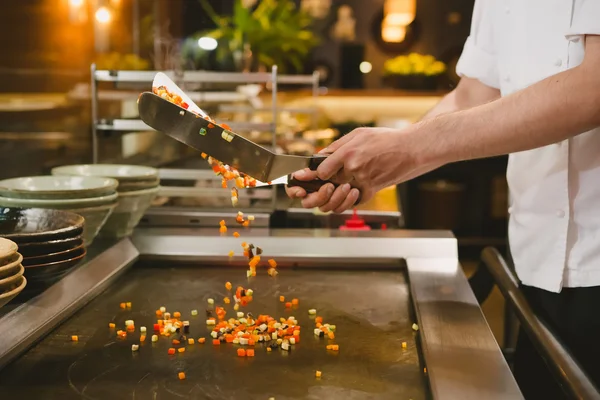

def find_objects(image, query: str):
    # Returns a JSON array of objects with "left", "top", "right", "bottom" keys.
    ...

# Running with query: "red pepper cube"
[
  {"left": 285, "top": 302, "right": 292, "bottom": 308},
  {"left": 168, "top": 348, "right": 176, "bottom": 355},
  {"left": 246, "top": 349, "right": 255, "bottom": 357},
  {"left": 237, "top": 349, "right": 246, "bottom": 357},
  {"left": 212, "top": 339, "right": 220, "bottom": 345},
  {"left": 153, "top": 324, "right": 160, "bottom": 331}
]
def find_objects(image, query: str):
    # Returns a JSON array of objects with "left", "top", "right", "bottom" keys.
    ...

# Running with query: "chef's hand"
[
  {"left": 285, "top": 126, "right": 442, "bottom": 213},
  {"left": 285, "top": 168, "right": 361, "bottom": 213}
]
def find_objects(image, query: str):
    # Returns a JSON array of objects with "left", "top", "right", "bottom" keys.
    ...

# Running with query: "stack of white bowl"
[
  {"left": 52, "top": 164, "right": 160, "bottom": 239},
  {"left": 0, "top": 176, "right": 119, "bottom": 246},
  {"left": 0, "top": 238, "right": 26, "bottom": 308}
]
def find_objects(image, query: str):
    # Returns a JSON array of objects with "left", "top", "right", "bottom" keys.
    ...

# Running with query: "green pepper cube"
[{"left": 199, "top": 128, "right": 207, "bottom": 136}]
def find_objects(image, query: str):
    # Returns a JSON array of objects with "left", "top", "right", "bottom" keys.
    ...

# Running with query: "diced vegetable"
[
  {"left": 178, "top": 348, "right": 185, "bottom": 353},
  {"left": 208, "top": 298, "right": 214, "bottom": 305},
  {"left": 168, "top": 348, "right": 176, "bottom": 355},
  {"left": 225, "top": 282, "right": 232, "bottom": 290},
  {"left": 173, "top": 312, "right": 181, "bottom": 319},
  {"left": 71, "top": 335, "right": 78, "bottom": 342},
  {"left": 412, "top": 323, "right": 419, "bottom": 331},
  {"left": 212, "top": 339, "right": 220, "bottom": 345},
  {"left": 191, "top": 309, "right": 198, "bottom": 316},
  {"left": 237, "top": 349, "right": 246, "bottom": 357},
  {"left": 152, "top": 335, "right": 159, "bottom": 342},
  {"left": 402, "top": 342, "right": 407, "bottom": 349},
  {"left": 108, "top": 323, "right": 116, "bottom": 329},
  {"left": 246, "top": 349, "right": 255, "bottom": 357},
  {"left": 198, "top": 338, "right": 206, "bottom": 344},
  {"left": 140, "top": 335, "right": 146, "bottom": 342},
  {"left": 132, "top": 344, "right": 139, "bottom": 352},
  {"left": 120, "top": 303, "right": 126, "bottom": 309},
  {"left": 308, "top": 309, "right": 317, "bottom": 315},
  {"left": 315, "top": 371, "right": 322, "bottom": 378},
  {"left": 178, "top": 372, "right": 186, "bottom": 380}
]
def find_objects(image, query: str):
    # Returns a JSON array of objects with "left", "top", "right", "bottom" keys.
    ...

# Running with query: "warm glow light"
[
  {"left": 69, "top": 0, "right": 84, "bottom": 6},
  {"left": 198, "top": 37, "right": 218, "bottom": 51},
  {"left": 359, "top": 61, "right": 372, "bottom": 74},
  {"left": 382, "top": 24, "right": 407, "bottom": 42},
  {"left": 95, "top": 7, "right": 112, "bottom": 24},
  {"left": 382, "top": 0, "right": 416, "bottom": 43}
]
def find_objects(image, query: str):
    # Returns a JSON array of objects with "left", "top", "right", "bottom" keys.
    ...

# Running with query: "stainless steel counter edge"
[
  {"left": 406, "top": 258, "right": 523, "bottom": 399},
  {"left": 0, "top": 239, "right": 139, "bottom": 370},
  {"left": 131, "top": 228, "right": 459, "bottom": 260}
]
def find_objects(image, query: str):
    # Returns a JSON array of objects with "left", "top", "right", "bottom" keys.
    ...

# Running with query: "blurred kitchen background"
[{"left": 0, "top": 0, "right": 508, "bottom": 261}]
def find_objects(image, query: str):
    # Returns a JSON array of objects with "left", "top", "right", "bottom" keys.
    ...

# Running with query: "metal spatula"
[{"left": 139, "top": 75, "right": 358, "bottom": 200}]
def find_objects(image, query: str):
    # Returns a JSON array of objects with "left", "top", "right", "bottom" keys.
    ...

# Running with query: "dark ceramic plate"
[
  {"left": 23, "top": 250, "right": 86, "bottom": 278},
  {"left": 17, "top": 236, "right": 83, "bottom": 258},
  {"left": 0, "top": 207, "right": 84, "bottom": 243},
  {"left": 22, "top": 243, "right": 85, "bottom": 267}
]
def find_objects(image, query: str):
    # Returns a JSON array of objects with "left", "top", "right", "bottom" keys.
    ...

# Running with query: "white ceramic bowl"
[
  {"left": 0, "top": 192, "right": 118, "bottom": 209},
  {"left": 0, "top": 176, "right": 118, "bottom": 200},
  {"left": 52, "top": 164, "right": 158, "bottom": 183},
  {"left": 98, "top": 186, "right": 160, "bottom": 239},
  {"left": 0, "top": 275, "right": 26, "bottom": 309}
]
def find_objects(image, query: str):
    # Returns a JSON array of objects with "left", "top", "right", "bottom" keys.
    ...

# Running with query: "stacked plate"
[
  {"left": 0, "top": 176, "right": 118, "bottom": 247},
  {"left": 52, "top": 164, "right": 160, "bottom": 238},
  {"left": 0, "top": 208, "right": 85, "bottom": 298},
  {"left": 0, "top": 237, "right": 27, "bottom": 308}
]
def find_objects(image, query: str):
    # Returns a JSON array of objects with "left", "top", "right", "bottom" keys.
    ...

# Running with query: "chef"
[{"left": 286, "top": 0, "right": 600, "bottom": 398}]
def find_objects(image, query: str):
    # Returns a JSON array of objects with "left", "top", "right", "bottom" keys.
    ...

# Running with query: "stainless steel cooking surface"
[{"left": 0, "top": 228, "right": 522, "bottom": 399}]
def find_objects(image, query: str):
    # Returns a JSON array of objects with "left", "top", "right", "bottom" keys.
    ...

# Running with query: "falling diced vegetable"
[
  {"left": 178, "top": 372, "right": 186, "bottom": 380},
  {"left": 191, "top": 309, "right": 198, "bottom": 316},
  {"left": 412, "top": 323, "right": 419, "bottom": 331},
  {"left": 308, "top": 309, "right": 317, "bottom": 315}
]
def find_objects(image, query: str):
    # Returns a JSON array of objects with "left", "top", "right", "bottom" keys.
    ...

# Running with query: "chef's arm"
[
  {"left": 417, "top": 35, "right": 600, "bottom": 166},
  {"left": 419, "top": 77, "right": 500, "bottom": 121}
]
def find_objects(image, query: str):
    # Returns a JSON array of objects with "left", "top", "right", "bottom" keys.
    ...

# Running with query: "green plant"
[
  {"left": 197, "top": 0, "right": 319, "bottom": 73},
  {"left": 384, "top": 53, "right": 446, "bottom": 76}
]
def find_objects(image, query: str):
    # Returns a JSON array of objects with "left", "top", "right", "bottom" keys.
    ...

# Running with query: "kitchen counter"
[{"left": 0, "top": 228, "right": 522, "bottom": 399}]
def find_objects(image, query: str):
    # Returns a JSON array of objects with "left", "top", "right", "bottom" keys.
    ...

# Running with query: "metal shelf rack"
[{"left": 90, "top": 64, "right": 279, "bottom": 164}]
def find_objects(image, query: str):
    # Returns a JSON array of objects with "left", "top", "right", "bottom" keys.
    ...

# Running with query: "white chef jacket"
[{"left": 455, "top": 0, "right": 600, "bottom": 293}]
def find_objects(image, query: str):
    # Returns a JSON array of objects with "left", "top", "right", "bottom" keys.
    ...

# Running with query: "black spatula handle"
[{"left": 287, "top": 154, "right": 362, "bottom": 205}]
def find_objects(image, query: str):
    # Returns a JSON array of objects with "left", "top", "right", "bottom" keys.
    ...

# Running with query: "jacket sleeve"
[
  {"left": 566, "top": 0, "right": 600, "bottom": 39},
  {"left": 455, "top": 0, "right": 499, "bottom": 89}
]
